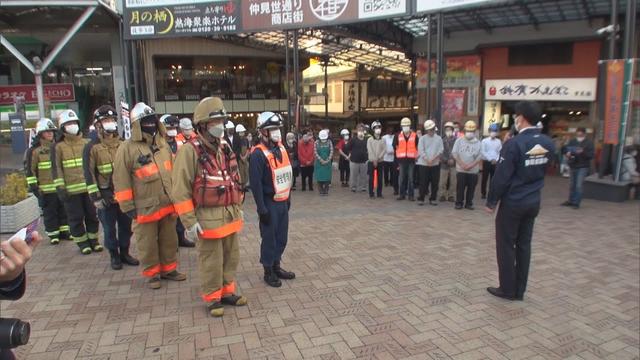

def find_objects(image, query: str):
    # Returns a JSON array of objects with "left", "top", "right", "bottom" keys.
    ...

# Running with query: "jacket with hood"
[
  {"left": 25, "top": 137, "right": 57, "bottom": 194},
  {"left": 51, "top": 132, "right": 90, "bottom": 195},
  {"left": 171, "top": 136, "right": 243, "bottom": 238},
  {"left": 113, "top": 119, "right": 175, "bottom": 223},
  {"left": 83, "top": 130, "right": 122, "bottom": 204}
]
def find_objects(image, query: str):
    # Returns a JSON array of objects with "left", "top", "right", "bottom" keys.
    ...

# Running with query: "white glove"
[
  {"left": 185, "top": 222, "right": 203, "bottom": 241},
  {"left": 93, "top": 200, "right": 105, "bottom": 210}
]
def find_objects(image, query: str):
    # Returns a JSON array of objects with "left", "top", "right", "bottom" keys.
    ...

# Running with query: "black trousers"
[
  {"left": 383, "top": 161, "right": 397, "bottom": 190},
  {"left": 456, "top": 172, "right": 478, "bottom": 207},
  {"left": 339, "top": 159, "right": 350, "bottom": 183},
  {"left": 367, "top": 163, "right": 383, "bottom": 197},
  {"left": 495, "top": 202, "right": 540, "bottom": 297},
  {"left": 42, "top": 192, "right": 68, "bottom": 241},
  {"left": 259, "top": 199, "right": 289, "bottom": 267},
  {"left": 300, "top": 166, "right": 314, "bottom": 190},
  {"left": 97, "top": 203, "right": 132, "bottom": 251},
  {"left": 64, "top": 192, "right": 99, "bottom": 243},
  {"left": 481, "top": 161, "right": 496, "bottom": 196},
  {"left": 292, "top": 166, "right": 299, "bottom": 187},
  {"left": 418, "top": 164, "right": 440, "bottom": 201}
]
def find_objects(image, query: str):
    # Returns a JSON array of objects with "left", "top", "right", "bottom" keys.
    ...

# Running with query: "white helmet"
[
  {"left": 236, "top": 124, "right": 246, "bottom": 133},
  {"left": 423, "top": 119, "right": 436, "bottom": 130},
  {"left": 319, "top": 129, "right": 329, "bottom": 140},
  {"left": 340, "top": 129, "right": 349, "bottom": 136},
  {"left": 400, "top": 117, "right": 411, "bottom": 127},
  {"left": 256, "top": 111, "right": 282, "bottom": 130},
  {"left": 130, "top": 102, "right": 156, "bottom": 123},
  {"left": 57, "top": 109, "right": 80, "bottom": 127},
  {"left": 225, "top": 120, "right": 235, "bottom": 129},
  {"left": 179, "top": 118, "right": 193, "bottom": 130},
  {"left": 36, "top": 118, "right": 56, "bottom": 134},
  {"left": 371, "top": 120, "right": 382, "bottom": 129},
  {"left": 159, "top": 114, "right": 179, "bottom": 128}
]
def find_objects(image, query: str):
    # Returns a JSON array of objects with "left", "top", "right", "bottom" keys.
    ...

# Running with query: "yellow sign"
[{"left": 483, "top": 101, "right": 501, "bottom": 135}]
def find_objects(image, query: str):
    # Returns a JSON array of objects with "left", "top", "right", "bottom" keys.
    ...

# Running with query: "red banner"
[
  {"left": 0, "top": 83, "right": 75, "bottom": 105},
  {"left": 603, "top": 60, "right": 624, "bottom": 145},
  {"left": 443, "top": 89, "right": 466, "bottom": 123}
]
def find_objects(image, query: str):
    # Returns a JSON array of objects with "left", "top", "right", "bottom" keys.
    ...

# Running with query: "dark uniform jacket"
[{"left": 487, "top": 127, "right": 555, "bottom": 209}]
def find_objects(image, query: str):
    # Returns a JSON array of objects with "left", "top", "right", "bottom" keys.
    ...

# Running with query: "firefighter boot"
[
  {"left": 77, "top": 241, "right": 92, "bottom": 255},
  {"left": 120, "top": 247, "right": 140, "bottom": 266},
  {"left": 207, "top": 301, "right": 224, "bottom": 317},
  {"left": 161, "top": 270, "right": 187, "bottom": 281},
  {"left": 273, "top": 262, "right": 296, "bottom": 280},
  {"left": 221, "top": 294, "right": 248, "bottom": 307},
  {"left": 89, "top": 238, "right": 104, "bottom": 252},
  {"left": 263, "top": 266, "right": 282, "bottom": 288},
  {"left": 108, "top": 249, "right": 123, "bottom": 270},
  {"left": 148, "top": 276, "right": 161, "bottom": 290}
]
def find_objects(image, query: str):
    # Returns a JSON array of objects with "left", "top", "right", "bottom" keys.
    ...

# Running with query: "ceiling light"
[
  {"left": 569, "top": 111, "right": 574, "bottom": 115},
  {"left": 86, "top": 67, "right": 103, "bottom": 71},
  {"left": 576, "top": 111, "right": 582, "bottom": 115}
]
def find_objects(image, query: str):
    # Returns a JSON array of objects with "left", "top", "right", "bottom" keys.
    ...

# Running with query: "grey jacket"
[
  {"left": 452, "top": 136, "right": 482, "bottom": 174},
  {"left": 417, "top": 134, "right": 444, "bottom": 166}
]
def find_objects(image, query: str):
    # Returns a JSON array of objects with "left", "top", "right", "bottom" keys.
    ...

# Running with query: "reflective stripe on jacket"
[{"left": 52, "top": 134, "right": 89, "bottom": 195}]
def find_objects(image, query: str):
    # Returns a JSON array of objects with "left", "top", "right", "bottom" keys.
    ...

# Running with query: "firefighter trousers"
[
  {"left": 197, "top": 228, "right": 240, "bottom": 303},
  {"left": 259, "top": 198, "right": 289, "bottom": 267},
  {"left": 97, "top": 203, "right": 132, "bottom": 251},
  {"left": 41, "top": 193, "right": 69, "bottom": 241},
  {"left": 133, "top": 215, "right": 178, "bottom": 278},
  {"left": 63, "top": 192, "right": 99, "bottom": 243}
]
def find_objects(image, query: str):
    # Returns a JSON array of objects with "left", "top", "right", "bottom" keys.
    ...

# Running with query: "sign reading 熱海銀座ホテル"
[{"left": 123, "top": 1, "right": 241, "bottom": 39}]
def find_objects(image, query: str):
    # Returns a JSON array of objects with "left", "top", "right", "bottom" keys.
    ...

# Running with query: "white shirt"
[
  {"left": 481, "top": 136, "right": 502, "bottom": 162},
  {"left": 382, "top": 134, "right": 395, "bottom": 162}
]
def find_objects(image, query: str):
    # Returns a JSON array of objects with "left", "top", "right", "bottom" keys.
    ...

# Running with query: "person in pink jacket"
[{"left": 297, "top": 129, "right": 315, "bottom": 191}]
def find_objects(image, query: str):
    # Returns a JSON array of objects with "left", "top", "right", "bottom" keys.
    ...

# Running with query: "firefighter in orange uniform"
[
  {"left": 171, "top": 97, "right": 246, "bottom": 317},
  {"left": 112, "top": 102, "right": 186, "bottom": 289}
]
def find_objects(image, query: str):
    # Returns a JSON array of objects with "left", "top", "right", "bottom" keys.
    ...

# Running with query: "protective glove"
[
  {"left": 126, "top": 210, "right": 137, "bottom": 219},
  {"left": 185, "top": 222, "right": 204, "bottom": 241},
  {"left": 259, "top": 212, "right": 270, "bottom": 225},
  {"left": 57, "top": 188, "right": 69, "bottom": 202},
  {"left": 93, "top": 199, "right": 105, "bottom": 210}
]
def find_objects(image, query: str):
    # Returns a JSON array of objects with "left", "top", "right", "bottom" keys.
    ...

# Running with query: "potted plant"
[{"left": 0, "top": 172, "right": 40, "bottom": 233}]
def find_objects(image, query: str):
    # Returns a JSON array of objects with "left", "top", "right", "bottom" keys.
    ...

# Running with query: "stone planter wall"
[{"left": 0, "top": 194, "right": 40, "bottom": 233}]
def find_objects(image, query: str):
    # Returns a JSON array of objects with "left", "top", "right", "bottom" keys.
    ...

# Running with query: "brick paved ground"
[{"left": 1, "top": 176, "right": 639, "bottom": 360}]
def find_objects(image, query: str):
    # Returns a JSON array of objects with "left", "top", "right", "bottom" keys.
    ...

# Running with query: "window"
[
  {"left": 154, "top": 56, "right": 285, "bottom": 102},
  {"left": 334, "top": 83, "right": 342, "bottom": 102},
  {"left": 508, "top": 42, "right": 573, "bottom": 66}
]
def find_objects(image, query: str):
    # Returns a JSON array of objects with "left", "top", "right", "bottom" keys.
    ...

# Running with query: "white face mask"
[
  {"left": 576, "top": 136, "right": 585, "bottom": 142},
  {"left": 208, "top": 123, "right": 225, "bottom": 138},
  {"left": 167, "top": 129, "right": 178, "bottom": 137},
  {"left": 445, "top": 130, "right": 453, "bottom": 137},
  {"left": 374, "top": 128, "right": 381, "bottom": 135},
  {"left": 465, "top": 132, "right": 475, "bottom": 140},
  {"left": 402, "top": 126, "right": 410, "bottom": 133},
  {"left": 343, "top": 135, "right": 349, "bottom": 140},
  {"left": 490, "top": 132, "right": 497, "bottom": 138},
  {"left": 65, "top": 124, "right": 79, "bottom": 135},
  {"left": 357, "top": 131, "right": 364, "bottom": 139},
  {"left": 270, "top": 129, "right": 282, "bottom": 143},
  {"left": 102, "top": 122, "right": 117, "bottom": 132}
]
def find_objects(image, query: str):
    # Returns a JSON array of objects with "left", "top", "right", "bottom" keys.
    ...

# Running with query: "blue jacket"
[
  {"left": 487, "top": 127, "right": 555, "bottom": 208},
  {"left": 249, "top": 144, "right": 277, "bottom": 215}
]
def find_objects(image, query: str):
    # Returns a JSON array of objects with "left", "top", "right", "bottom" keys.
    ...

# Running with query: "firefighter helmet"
[
  {"left": 130, "top": 102, "right": 156, "bottom": 123},
  {"left": 36, "top": 118, "right": 56, "bottom": 134},
  {"left": 256, "top": 111, "right": 283, "bottom": 130},
  {"left": 160, "top": 114, "right": 179, "bottom": 128},
  {"left": 57, "top": 109, "right": 80, "bottom": 127},
  {"left": 93, "top": 105, "right": 117, "bottom": 123},
  {"left": 193, "top": 97, "right": 227, "bottom": 125}
]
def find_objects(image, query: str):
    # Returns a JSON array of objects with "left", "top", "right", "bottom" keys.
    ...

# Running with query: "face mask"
[
  {"left": 490, "top": 132, "right": 497, "bottom": 138},
  {"left": 247, "top": 135, "right": 253, "bottom": 143},
  {"left": 303, "top": 135, "right": 310, "bottom": 142},
  {"left": 184, "top": 129, "right": 193, "bottom": 137},
  {"left": 357, "top": 131, "right": 364, "bottom": 139},
  {"left": 167, "top": 129, "right": 178, "bottom": 137},
  {"left": 465, "top": 132, "right": 475, "bottom": 140},
  {"left": 343, "top": 135, "right": 349, "bottom": 140},
  {"left": 374, "top": 128, "right": 381, "bottom": 135},
  {"left": 270, "top": 129, "right": 282, "bottom": 143},
  {"left": 287, "top": 139, "right": 294, "bottom": 146},
  {"left": 208, "top": 123, "right": 225, "bottom": 138},
  {"left": 402, "top": 126, "right": 410, "bottom": 133},
  {"left": 576, "top": 136, "right": 585, "bottom": 142},
  {"left": 445, "top": 130, "right": 453, "bottom": 137},
  {"left": 102, "top": 122, "right": 117, "bottom": 132},
  {"left": 65, "top": 124, "right": 79, "bottom": 135},
  {"left": 238, "top": 132, "right": 245, "bottom": 137}
]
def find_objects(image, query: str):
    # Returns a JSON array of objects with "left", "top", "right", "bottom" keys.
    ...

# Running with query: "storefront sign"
[
  {"left": 467, "top": 86, "right": 478, "bottom": 116},
  {"left": 415, "top": 0, "right": 496, "bottom": 13},
  {"left": 416, "top": 55, "right": 481, "bottom": 89},
  {"left": 241, "top": 0, "right": 407, "bottom": 32},
  {"left": 483, "top": 101, "right": 502, "bottom": 134},
  {"left": 120, "top": 101, "right": 132, "bottom": 140},
  {"left": 0, "top": 84, "right": 75, "bottom": 105},
  {"left": 124, "top": 1, "right": 240, "bottom": 39},
  {"left": 485, "top": 78, "right": 597, "bottom": 101},
  {"left": 603, "top": 60, "right": 625, "bottom": 145},
  {"left": 442, "top": 89, "right": 465, "bottom": 123}
]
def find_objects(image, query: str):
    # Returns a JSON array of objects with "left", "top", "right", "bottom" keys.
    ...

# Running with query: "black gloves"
[
  {"left": 259, "top": 212, "right": 270, "bottom": 225},
  {"left": 126, "top": 210, "right": 137, "bottom": 219}
]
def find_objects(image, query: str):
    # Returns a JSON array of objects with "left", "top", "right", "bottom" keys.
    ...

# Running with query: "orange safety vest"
[
  {"left": 253, "top": 143, "right": 293, "bottom": 202},
  {"left": 396, "top": 132, "right": 417, "bottom": 159}
]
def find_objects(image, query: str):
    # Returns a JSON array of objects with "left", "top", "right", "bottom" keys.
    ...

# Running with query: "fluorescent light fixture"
[{"left": 86, "top": 67, "right": 103, "bottom": 71}]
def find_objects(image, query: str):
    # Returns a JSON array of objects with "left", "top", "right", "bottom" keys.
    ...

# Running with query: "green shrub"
[{"left": 0, "top": 172, "right": 29, "bottom": 206}]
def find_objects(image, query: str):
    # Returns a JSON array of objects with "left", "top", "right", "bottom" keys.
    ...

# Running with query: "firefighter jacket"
[
  {"left": 171, "top": 135, "right": 243, "bottom": 240},
  {"left": 83, "top": 132, "right": 121, "bottom": 204},
  {"left": 25, "top": 138, "right": 57, "bottom": 194},
  {"left": 112, "top": 120, "right": 175, "bottom": 224},
  {"left": 51, "top": 133, "right": 90, "bottom": 195}
]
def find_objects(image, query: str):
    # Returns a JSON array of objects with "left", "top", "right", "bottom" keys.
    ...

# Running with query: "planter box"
[
  {"left": 0, "top": 194, "right": 40, "bottom": 233},
  {"left": 583, "top": 174, "right": 631, "bottom": 202}
]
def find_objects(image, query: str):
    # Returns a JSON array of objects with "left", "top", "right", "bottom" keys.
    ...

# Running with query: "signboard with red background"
[{"left": 0, "top": 84, "right": 75, "bottom": 105}]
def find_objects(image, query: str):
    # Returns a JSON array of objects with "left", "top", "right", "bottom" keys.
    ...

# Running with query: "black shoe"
[
  {"left": 429, "top": 200, "right": 438, "bottom": 206},
  {"left": 88, "top": 238, "right": 103, "bottom": 252},
  {"left": 465, "top": 204, "right": 475, "bottom": 210},
  {"left": 301, "top": 188, "right": 306, "bottom": 192},
  {"left": 487, "top": 287, "right": 518, "bottom": 301},
  {"left": 396, "top": 196, "right": 405, "bottom": 200},
  {"left": 273, "top": 262, "right": 296, "bottom": 280},
  {"left": 179, "top": 238, "right": 196, "bottom": 248},
  {"left": 561, "top": 201, "right": 573, "bottom": 206},
  {"left": 109, "top": 249, "right": 123, "bottom": 270},
  {"left": 120, "top": 248, "right": 140, "bottom": 266},
  {"left": 377, "top": 195, "right": 384, "bottom": 199},
  {"left": 455, "top": 204, "right": 463, "bottom": 210},
  {"left": 263, "top": 266, "right": 282, "bottom": 287},
  {"left": 393, "top": 191, "right": 399, "bottom": 196}
]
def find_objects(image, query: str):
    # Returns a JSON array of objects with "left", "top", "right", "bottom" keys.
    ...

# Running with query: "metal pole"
[
  {"left": 0, "top": 35, "right": 35, "bottom": 73},
  {"left": 131, "top": 41, "right": 140, "bottom": 104},
  {"left": 285, "top": 31, "right": 291, "bottom": 131},
  {"left": 609, "top": 0, "right": 618, "bottom": 59},
  {"left": 42, "top": 6, "right": 97, "bottom": 71},
  {"left": 411, "top": 56, "right": 417, "bottom": 128},
  {"left": 435, "top": 12, "right": 445, "bottom": 130},
  {"left": 623, "top": 0, "right": 636, "bottom": 59},
  {"left": 614, "top": 60, "right": 635, "bottom": 181},
  {"left": 293, "top": 30, "right": 300, "bottom": 128},
  {"left": 33, "top": 57, "right": 45, "bottom": 119},
  {"left": 357, "top": 65, "right": 362, "bottom": 124},
  {"left": 426, "top": 15, "right": 432, "bottom": 118},
  {"left": 324, "top": 56, "right": 329, "bottom": 127},
  {"left": 119, "top": 19, "right": 131, "bottom": 103}
]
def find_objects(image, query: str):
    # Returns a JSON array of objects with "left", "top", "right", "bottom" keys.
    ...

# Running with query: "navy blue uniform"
[
  {"left": 487, "top": 127, "right": 555, "bottom": 298},
  {"left": 249, "top": 145, "right": 290, "bottom": 267}
]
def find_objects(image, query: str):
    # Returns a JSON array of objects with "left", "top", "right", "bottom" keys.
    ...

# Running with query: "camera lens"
[{"left": 0, "top": 318, "right": 31, "bottom": 349}]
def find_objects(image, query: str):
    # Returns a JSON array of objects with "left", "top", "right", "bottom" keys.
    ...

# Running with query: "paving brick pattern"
[{"left": 1, "top": 177, "right": 639, "bottom": 360}]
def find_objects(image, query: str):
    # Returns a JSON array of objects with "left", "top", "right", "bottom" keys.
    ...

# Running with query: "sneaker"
[
  {"left": 148, "top": 276, "right": 162, "bottom": 289},
  {"left": 465, "top": 204, "right": 475, "bottom": 210},
  {"left": 161, "top": 270, "right": 187, "bottom": 281}
]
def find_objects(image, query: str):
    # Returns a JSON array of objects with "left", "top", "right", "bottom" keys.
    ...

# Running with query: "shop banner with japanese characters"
[
  {"left": 485, "top": 78, "right": 597, "bottom": 102},
  {"left": 0, "top": 84, "right": 75, "bottom": 105},
  {"left": 482, "top": 101, "right": 502, "bottom": 134},
  {"left": 242, "top": 0, "right": 407, "bottom": 32},
  {"left": 124, "top": 1, "right": 240, "bottom": 39},
  {"left": 442, "top": 89, "right": 465, "bottom": 124},
  {"left": 416, "top": 55, "right": 481, "bottom": 89},
  {"left": 603, "top": 60, "right": 625, "bottom": 145},
  {"left": 415, "top": 0, "right": 496, "bottom": 14}
]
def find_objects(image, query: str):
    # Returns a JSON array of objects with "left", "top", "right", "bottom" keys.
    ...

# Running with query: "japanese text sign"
[
  {"left": 485, "top": 78, "right": 597, "bottom": 101},
  {"left": 0, "top": 84, "right": 75, "bottom": 106},
  {"left": 603, "top": 60, "right": 624, "bottom": 145},
  {"left": 415, "top": 0, "right": 497, "bottom": 14}
]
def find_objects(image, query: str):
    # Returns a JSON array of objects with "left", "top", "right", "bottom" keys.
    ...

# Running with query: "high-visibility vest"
[
  {"left": 253, "top": 143, "right": 293, "bottom": 202},
  {"left": 395, "top": 132, "right": 417, "bottom": 159}
]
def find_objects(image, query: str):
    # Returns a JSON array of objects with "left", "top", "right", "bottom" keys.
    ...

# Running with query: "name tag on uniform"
[{"left": 273, "top": 165, "right": 293, "bottom": 191}]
